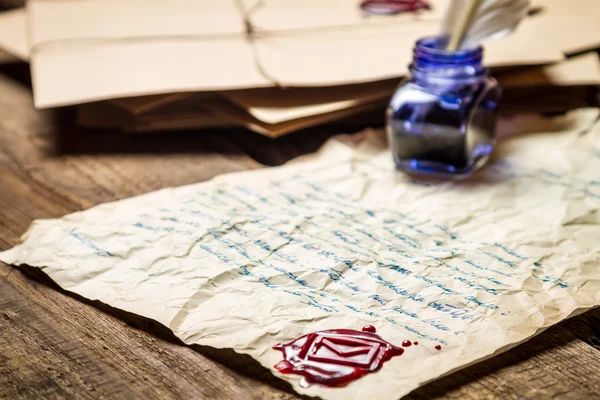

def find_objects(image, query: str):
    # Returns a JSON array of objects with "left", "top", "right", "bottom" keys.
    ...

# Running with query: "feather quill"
[{"left": 442, "top": 0, "right": 531, "bottom": 50}]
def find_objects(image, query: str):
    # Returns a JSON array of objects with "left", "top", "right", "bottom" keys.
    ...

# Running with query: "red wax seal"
[
  {"left": 360, "top": 0, "right": 431, "bottom": 15},
  {"left": 435, "top": 344, "right": 442, "bottom": 350},
  {"left": 273, "top": 326, "right": 404, "bottom": 387}
]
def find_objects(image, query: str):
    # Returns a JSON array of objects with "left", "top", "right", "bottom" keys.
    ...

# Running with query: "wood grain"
[{"left": 1, "top": 65, "right": 599, "bottom": 400}]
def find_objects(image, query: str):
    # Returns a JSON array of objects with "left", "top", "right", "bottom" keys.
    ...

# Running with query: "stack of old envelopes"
[{"left": 0, "top": 0, "right": 598, "bottom": 137}]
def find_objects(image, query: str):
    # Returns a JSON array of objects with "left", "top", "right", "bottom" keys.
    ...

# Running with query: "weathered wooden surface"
[{"left": 1, "top": 64, "right": 600, "bottom": 400}]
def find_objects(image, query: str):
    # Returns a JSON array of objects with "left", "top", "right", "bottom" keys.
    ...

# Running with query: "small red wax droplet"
[
  {"left": 274, "top": 360, "right": 294, "bottom": 373},
  {"left": 402, "top": 340, "right": 412, "bottom": 347},
  {"left": 435, "top": 345, "right": 442, "bottom": 350},
  {"left": 273, "top": 327, "right": 403, "bottom": 387},
  {"left": 362, "top": 325, "right": 377, "bottom": 333},
  {"left": 413, "top": 341, "right": 418, "bottom": 345}
]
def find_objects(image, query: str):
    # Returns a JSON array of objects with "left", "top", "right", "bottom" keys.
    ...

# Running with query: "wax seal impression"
[
  {"left": 360, "top": 0, "right": 431, "bottom": 16},
  {"left": 273, "top": 325, "right": 404, "bottom": 387}
]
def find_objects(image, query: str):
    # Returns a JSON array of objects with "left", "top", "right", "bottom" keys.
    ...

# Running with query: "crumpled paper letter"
[{"left": 2, "top": 109, "right": 599, "bottom": 400}]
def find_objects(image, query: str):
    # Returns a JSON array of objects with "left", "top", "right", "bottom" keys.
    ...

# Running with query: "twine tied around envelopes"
[
  {"left": 232, "top": 0, "right": 283, "bottom": 87},
  {"left": 29, "top": 0, "right": 439, "bottom": 90}
]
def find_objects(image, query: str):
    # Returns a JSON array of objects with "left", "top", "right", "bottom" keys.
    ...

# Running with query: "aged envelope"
[
  {"left": 108, "top": 52, "right": 600, "bottom": 121},
  {"left": 80, "top": 53, "right": 600, "bottom": 136},
  {"left": 221, "top": 79, "right": 396, "bottom": 125},
  {"left": 239, "top": 96, "right": 388, "bottom": 137},
  {"left": 27, "top": 0, "right": 563, "bottom": 108},
  {"left": 77, "top": 91, "right": 387, "bottom": 137},
  {"left": 2, "top": 108, "right": 599, "bottom": 399},
  {"left": 3, "top": 2, "right": 597, "bottom": 110}
]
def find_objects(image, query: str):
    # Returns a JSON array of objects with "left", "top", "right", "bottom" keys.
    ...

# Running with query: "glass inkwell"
[{"left": 386, "top": 36, "right": 501, "bottom": 178}]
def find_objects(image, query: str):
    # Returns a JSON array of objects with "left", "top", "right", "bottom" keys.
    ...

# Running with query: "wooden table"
[{"left": 1, "top": 64, "right": 600, "bottom": 400}]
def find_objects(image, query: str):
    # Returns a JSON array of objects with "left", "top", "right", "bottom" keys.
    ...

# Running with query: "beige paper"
[
  {"left": 2, "top": 108, "right": 600, "bottom": 399},
  {"left": 239, "top": 0, "right": 442, "bottom": 31},
  {"left": 530, "top": 0, "right": 600, "bottom": 55},
  {"left": 498, "top": 52, "right": 600, "bottom": 88},
  {"left": 3, "top": 2, "right": 596, "bottom": 109},
  {"left": 28, "top": 0, "right": 563, "bottom": 108},
  {"left": 79, "top": 88, "right": 391, "bottom": 137},
  {"left": 254, "top": 19, "right": 561, "bottom": 87},
  {"left": 240, "top": 97, "right": 388, "bottom": 137},
  {"left": 0, "top": 8, "right": 27, "bottom": 61},
  {"left": 105, "top": 80, "right": 396, "bottom": 130},
  {"left": 28, "top": 0, "right": 271, "bottom": 108},
  {"left": 91, "top": 53, "right": 600, "bottom": 136},
  {"left": 222, "top": 80, "right": 396, "bottom": 124},
  {"left": 78, "top": 52, "right": 600, "bottom": 137},
  {"left": 232, "top": 52, "right": 600, "bottom": 127}
]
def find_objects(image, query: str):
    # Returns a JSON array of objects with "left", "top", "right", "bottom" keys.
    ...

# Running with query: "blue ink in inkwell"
[{"left": 386, "top": 36, "right": 501, "bottom": 178}]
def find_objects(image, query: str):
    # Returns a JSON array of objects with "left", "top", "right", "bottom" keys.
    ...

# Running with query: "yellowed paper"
[
  {"left": 2, "top": 108, "right": 600, "bottom": 399},
  {"left": 28, "top": 0, "right": 563, "bottom": 108},
  {"left": 241, "top": 97, "right": 388, "bottom": 137}
]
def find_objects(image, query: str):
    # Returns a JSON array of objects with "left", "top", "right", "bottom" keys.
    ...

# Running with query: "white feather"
[{"left": 442, "top": 0, "right": 531, "bottom": 49}]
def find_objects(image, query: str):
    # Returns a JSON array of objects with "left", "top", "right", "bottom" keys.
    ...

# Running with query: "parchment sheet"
[{"left": 2, "top": 109, "right": 600, "bottom": 400}]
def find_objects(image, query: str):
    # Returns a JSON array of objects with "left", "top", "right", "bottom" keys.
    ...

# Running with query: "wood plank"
[
  {"left": 0, "top": 66, "right": 599, "bottom": 400},
  {"left": 0, "top": 69, "right": 302, "bottom": 400},
  {"left": 1, "top": 265, "right": 301, "bottom": 400}
]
